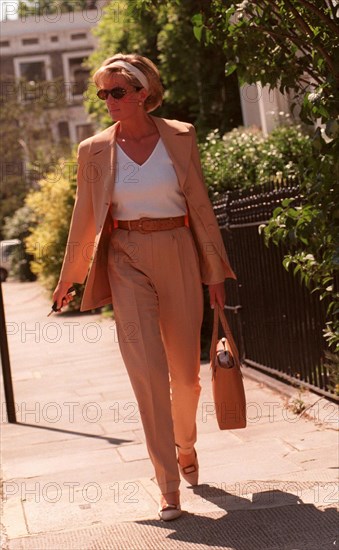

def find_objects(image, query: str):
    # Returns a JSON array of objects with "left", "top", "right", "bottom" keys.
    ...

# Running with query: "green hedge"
[
  {"left": 199, "top": 124, "right": 312, "bottom": 197},
  {"left": 24, "top": 154, "right": 84, "bottom": 309}
]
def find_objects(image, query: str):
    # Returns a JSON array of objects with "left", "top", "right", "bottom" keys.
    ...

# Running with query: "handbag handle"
[{"left": 210, "top": 304, "right": 241, "bottom": 370}]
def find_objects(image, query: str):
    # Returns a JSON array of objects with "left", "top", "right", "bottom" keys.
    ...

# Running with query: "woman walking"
[{"left": 53, "top": 53, "right": 236, "bottom": 521}]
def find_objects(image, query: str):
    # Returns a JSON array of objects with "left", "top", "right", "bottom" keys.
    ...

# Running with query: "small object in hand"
[
  {"left": 215, "top": 337, "right": 235, "bottom": 369},
  {"left": 47, "top": 286, "right": 76, "bottom": 316}
]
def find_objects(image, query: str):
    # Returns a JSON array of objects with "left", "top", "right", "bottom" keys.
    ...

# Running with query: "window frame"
[
  {"left": 14, "top": 54, "right": 52, "bottom": 82},
  {"left": 62, "top": 50, "right": 92, "bottom": 103}
]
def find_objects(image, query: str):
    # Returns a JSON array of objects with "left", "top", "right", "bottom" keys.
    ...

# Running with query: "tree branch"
[
  {"left": 253, "top": 0, "right": 338, "bottom": 78},
  {"left": 245, "top": 2, "right": 315, "bottom": 60},
  {"left": 283, "top": 0, "right": 337, "bottom": 77},
  {"left": 323, "top": 0, "right": 338, "bottom": 21},
  {"left": 245, "top": 0, "right": 333, "bottom": 69},
  {"left": 296, "top": 0, "right": 339, "bottom": 36},
  {"left": 253, "top": 25, "right": 324, "bottom": 85},
  {"left": 283, "top": 0, "right": 315, "bottom": 36}
]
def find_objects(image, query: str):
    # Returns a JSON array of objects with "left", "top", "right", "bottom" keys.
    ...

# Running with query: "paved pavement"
[{"left": 1, "top": 281, "right": 338, "bottom": 550}]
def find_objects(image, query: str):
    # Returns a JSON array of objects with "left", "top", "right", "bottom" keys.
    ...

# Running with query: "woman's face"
[{"left": 98, "top": 73, "right": 146, "bottom": 122}]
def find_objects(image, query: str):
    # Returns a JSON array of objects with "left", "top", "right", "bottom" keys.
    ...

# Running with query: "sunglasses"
[{"left": 96, "top": 86, "right": 142, "bottom": 100}]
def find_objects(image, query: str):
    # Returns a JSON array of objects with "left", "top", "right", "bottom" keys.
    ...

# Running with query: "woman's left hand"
[{"left": 208, "top": 282, "right": 225, "bottom": 309}]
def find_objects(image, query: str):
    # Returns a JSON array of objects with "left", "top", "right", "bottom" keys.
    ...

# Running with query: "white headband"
[{"left": 103, "top": 60, "right": 149, "bottom": 90}]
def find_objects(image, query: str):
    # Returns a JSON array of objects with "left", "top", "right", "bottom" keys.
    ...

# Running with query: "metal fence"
[{"left": 212, "top": 181, "right": 335, "bottom": 398}]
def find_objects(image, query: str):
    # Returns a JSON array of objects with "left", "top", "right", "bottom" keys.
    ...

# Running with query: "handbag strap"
[{"left": 210, "top": 304, "right": 241, "bottom": 370}]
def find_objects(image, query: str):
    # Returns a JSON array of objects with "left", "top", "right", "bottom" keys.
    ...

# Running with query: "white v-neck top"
[{"left": 111, "top": 138, "right": 187, "bottom": 220}]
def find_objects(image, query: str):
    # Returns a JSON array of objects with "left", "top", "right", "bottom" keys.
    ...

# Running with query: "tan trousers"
[{"left": 107, "top": 226, "right": 204, "bottom": 494}]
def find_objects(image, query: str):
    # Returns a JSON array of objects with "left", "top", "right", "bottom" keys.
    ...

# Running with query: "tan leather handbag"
[{"left": 210, "top": 304, "right": 247, "bottom": 429}]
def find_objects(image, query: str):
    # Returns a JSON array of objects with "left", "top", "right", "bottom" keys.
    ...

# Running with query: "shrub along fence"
[{"left": 212, "top": 180, "right": 335, "bottom": 398}]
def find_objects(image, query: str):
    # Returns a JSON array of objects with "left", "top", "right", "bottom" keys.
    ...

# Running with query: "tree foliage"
[
  {"left": 0, "top": 76, "right": 71, "bottom": 239},
  {"left": 84, "top": 0, "right": 243, "bottom": 136},
  {"left": 185, "top": 0, "right": 338, "bottom": 350},
  {"left": 190, "top": 1, "right": 339, "bottom": 121},
  {"left": 25, "top": 154, "right": 80, "bottom": 295}
]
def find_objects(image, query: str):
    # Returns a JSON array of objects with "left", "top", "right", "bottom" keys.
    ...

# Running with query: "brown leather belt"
[{"left": 116, "top": 216, "right": 186, "bottom": 233}]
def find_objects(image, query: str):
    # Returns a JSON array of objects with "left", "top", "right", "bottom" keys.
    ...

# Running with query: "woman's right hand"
[{"left": 52, "top": 281, "right": 74, "bottom": 311}]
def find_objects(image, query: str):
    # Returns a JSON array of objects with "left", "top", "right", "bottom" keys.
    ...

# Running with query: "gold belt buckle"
[{"left": 137, "top": 217, "right": 152, "bottom": 233}]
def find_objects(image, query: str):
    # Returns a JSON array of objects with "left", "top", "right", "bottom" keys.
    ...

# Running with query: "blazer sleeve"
[
  {"left": 185, "top": 124, "right": 236, "bottom": 284},
  {"left": 58, "top": 142, "right": 96, "bottom": 284}
]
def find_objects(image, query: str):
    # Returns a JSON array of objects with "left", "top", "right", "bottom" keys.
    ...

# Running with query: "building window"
[
  {"left": 19, "top": 61, "right": 46, "bottom": 81},
  {"left": 22, "top": 38, "right": 39, "bottom": 45},
  {"left": 14, "top": 56, "right": 52, "bottom": 83},
  {"left": 51, "top": 36, "right": 58, "bottom": 42},
  {"left": 62, "top": 51, "right": 92, "bottom": 102},
  {"left": 58, "top": 121, "right": 70, "bottom": 140},
  {"left": 76, "top": 124, "right": 93, "bottom": 142},
  {"left": 69, "top": 57, "right": 90, "bottom": 96},
  {"left": 0, "top": 41, "right": 10, "bottom": 47},
  {"left": 71, "top": 33, "right": 87, "bottom": 40}
]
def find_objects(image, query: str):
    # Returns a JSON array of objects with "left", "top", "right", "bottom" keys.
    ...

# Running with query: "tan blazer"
[{"left": 59, "top": 116, "right": 236, "bottom": 311}]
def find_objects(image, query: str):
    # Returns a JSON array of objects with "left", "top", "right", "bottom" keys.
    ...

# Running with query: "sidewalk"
[{"left": 1, "top": 281, "right": 338, "bottom": 550}]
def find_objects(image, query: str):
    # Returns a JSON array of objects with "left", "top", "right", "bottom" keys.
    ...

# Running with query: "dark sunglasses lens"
[
  {"left": 111, "top": 88, "right": 126, "bottom": 99},
  {"left": 97, "top": 87, "right": 127, "bottom": 100},
  {"left": 97, "top": 89, "right": 108, "bottom": 100}
]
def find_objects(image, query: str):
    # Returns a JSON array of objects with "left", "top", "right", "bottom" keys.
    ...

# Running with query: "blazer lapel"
[
  {"left": 151, "top": 116, "right": 192, "bottom": 192},
  {"left": 88, "top": 123, "right": 119, "bottom": 204},
  {"left": 109, "top": 123, "right": 119, "bottom": 186}
]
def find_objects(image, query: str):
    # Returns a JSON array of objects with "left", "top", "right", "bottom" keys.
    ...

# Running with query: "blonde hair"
[{"left": 93, "top": 53, "right": 164, "bottom": 113}]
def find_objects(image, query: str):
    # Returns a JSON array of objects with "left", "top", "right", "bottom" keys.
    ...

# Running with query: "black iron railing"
[{"left": 213, "top": 181, "right": 335, "bottom": 398}]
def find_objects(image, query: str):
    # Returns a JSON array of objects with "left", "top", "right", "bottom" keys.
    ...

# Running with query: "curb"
[{"left": 242, "top": 364, "right": 339, "bottom": 430}]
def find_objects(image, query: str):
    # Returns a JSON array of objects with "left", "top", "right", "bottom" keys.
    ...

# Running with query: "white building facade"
[{"left": 0, "top": 6, "right": 109, "bottom": 143}]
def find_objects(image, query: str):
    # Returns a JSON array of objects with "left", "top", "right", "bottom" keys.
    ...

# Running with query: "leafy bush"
[
  {"left": 257, "top": 126, "right": 313, "bottom": 184},
  {"left": 199, "top": 127, "right": 263, "bottom": 193},
  {"left": 199, "top": 124, "right": 312, "bottom": 196},
  {"left": 263, "top": 140, "right": 339, "bottom": 352},
  {"left": 3, "top": 205, "right": 36, "bottom": 281},
  {"left": 24, "top": 154, "right": 84, "bottom": 308}
]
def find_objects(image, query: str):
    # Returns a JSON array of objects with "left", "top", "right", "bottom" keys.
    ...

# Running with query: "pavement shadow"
[
  {"left": 136, "top": 483, "right": 338, "bottom": 549},
  {"left": 16, "top": 421, "right": 133, "bottom": 445}
]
